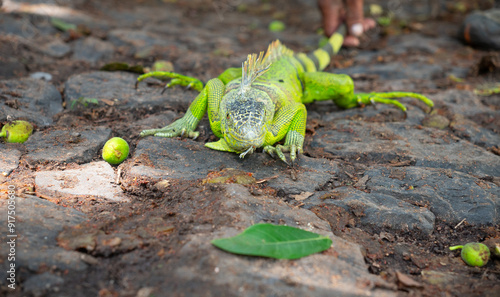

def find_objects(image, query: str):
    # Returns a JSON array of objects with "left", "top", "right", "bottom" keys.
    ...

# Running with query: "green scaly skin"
[{"left": 137, "top": 30, "right": 434, "bottom": 165}]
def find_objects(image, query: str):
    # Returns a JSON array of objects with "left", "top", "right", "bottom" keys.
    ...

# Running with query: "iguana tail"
[{"left": 294, "top": 25, "right": 346, "bottom": 72}]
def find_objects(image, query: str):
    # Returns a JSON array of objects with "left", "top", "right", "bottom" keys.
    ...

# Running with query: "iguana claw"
[
  {"left": 264, "top": 131, "right": 304, "bottom": 165},
  {"left": 356, "top": 92, "right": 434, "bottom": 113},
  {"left": 264, "top": 144, "right": 302, "bottom": 166},
  {"left": 140, "top": 127, "right": 199, "bottom": 139},
  {"left": 136, "top": 71, "right": 204, "bottom": 92},
  {"left": 139, "top": 110, "right": 200, "bottom": 139}
]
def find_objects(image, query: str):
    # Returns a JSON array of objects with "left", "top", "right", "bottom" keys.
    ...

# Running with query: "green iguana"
[{"left": 137, "top": 28, "right": 433, "bottom": 164}]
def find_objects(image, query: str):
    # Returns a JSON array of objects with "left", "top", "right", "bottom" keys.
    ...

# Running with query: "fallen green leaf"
[
  {"left": 474, "top": 84, "right": 500, "bottom": 96},
  {"left": 212, "top": 223, "right": 332, "bottom": 259},
  {"left": 377, "top": 16, "right": 392, "bottom": 27},
  {"left": 101, "top": 62, "right": 130, "bottom": 72},
  {"left": 70, "top": 97, "right": 99, "bottom": 109},
  {"left": 50, "top": 17, "right": 77, "bottom": 32},
  {"left": 448, "top": 74, "right": 464, "bottom": 83},
  {"left": 100, "top": 62, "right": 144, "bottom": 74}
]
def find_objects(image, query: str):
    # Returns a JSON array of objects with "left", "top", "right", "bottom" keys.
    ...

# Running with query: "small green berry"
[
  {"left": 492, "top": 243, "right": 500, "bottom": 258},
  {"left": 102, "top": 137, "right": 129, "bottom": 165},
  {"left": 450, "top": 242, "right": 490, "bottom": 267},
  {"left": 269, "top": 20, "right": 285, "bottom": 32},
  {"left": 0, "top": 120, "right": 33, "bottom": 143}
]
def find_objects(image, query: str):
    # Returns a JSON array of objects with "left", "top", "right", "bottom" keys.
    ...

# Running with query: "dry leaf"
[{"left": 291, "top": 192, "right": 313, "bottom": 201}]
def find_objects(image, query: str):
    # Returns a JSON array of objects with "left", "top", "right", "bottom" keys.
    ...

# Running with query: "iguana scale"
[{"left": 137, "top": 28, "right": 434, "bottom": 164}]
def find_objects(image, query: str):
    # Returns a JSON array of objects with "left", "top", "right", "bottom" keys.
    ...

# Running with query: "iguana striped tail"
[{"left": 295, "top": 25, "right": 346, "bottom": 72}]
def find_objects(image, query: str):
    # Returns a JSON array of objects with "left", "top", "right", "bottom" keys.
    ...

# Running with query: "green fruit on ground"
[
  {"left": 0, "top": 120, "right": 33, "bottom": 143},
  {"left": 102, "top": 137, "right": 130, "bottom": 165},
  {"left": 450, "top": 242, "right": 490, "bottom": 267},
  {"left": 269, "top": 20, "right": 285, "bottom": 32}
]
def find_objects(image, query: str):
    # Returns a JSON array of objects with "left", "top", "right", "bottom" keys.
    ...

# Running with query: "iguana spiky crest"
[{"left": 239, "top": 40, "right": 293, "bottom": 95}]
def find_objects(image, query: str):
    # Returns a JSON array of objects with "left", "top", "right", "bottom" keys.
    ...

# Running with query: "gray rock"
[
  {"left": 387, "top": 34, "right": 462, "bottom": 55},
  {"left": 450, "top": 114, "right": 500, "bottom": 149},
  {"left": 30, "top": 72, "right": 53, "bottom": 81},
  {"left": 35, "top": 161, "right": 129, "bottom": 202},
  {"left": 0, "top": 78, "right": 63, "bottom": 126},
  {"left": 334, "top": 62, "right": 443, "bottom": 80},
  {"left": 23, "top": 272, "right": 64, "bottom": 297},
  {"left": 107, "top": 29, "right": 175, "bottom": 55},
  {"left": 64, "top": 71, "right": 196, "bottom": 110},
  {"left": 0, "top": 14, "right": 56, "bottom": 39},
  {"left": 0, "top": 144, "right": 21, "bottom": 176},
  {"left": 364, "top": 167, "right": 499, "bottom": 226},
  {"left": 310, "top": 119, "right": 500, "bottom": 176},
  {"left": 305, "top": 186, "right": 436, "bottom": 234},
  {"left": 39, "top": 38, "right": 71, "bottom": 58},
  {"left": 145, "top": 184, "right": 397, "bottom": 297},
  {"left": 389, "top": 34, "right": 440, "bottom": 55},
  {"left": 434, "top": 90, "right": 492, "bottom": 116},
  {"left": 24, "top": 126, "right": 111, "bottom": 164},
  {"left": 0, "top": 195, "right": 87, "bottom": 287},
  {"left": 129, "top": 137, "right": 337, "bottom": 195},
  {"left": 0, "top": 60, "right": 26, "bottom": 80},
  {"left": 72, "top": 37, "right": 115, "bottom": 64},
  {"left": 131, "top": 111, "right": 178, "bottom": 133},
  {"left": 383, "top": 0, "right": 441, "bottom": 19}
]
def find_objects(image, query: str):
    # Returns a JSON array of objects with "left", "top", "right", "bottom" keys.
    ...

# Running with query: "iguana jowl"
[{"left": 138, "top": 29, "right": 434, "bottom": 164}]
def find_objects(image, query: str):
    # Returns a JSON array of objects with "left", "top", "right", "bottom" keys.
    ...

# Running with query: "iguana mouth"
[{"left": 226, "top": 131, "right": 264, "bottom": 153}]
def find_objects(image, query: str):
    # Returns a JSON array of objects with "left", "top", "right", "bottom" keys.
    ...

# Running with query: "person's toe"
[
  {"left": 318, "top": 0, "right": 344, "bottom": 37},
  {"left": 343, "top": 35, "right": 360, "bottom": 47},
  {"left": 363, "top": 18, "right": 376, "bottom": 31}
]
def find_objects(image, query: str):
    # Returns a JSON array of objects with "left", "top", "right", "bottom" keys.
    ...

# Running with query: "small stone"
[
  {"left": 23, "top": 272, "right": 64, "bottom": 295},
  {"left": 154, "top": 180, "right": 170, "bottom": 191},
  {"left": 35, "top": 161, "right": 129, "bottom": 202},
  {"left": 0, "top": 145, "right": 21, "bottom": 176},
  {"left": 39, "top": 39, "right": 71, "bottom": 58},
  {"left": 0, "top": 78, "right": 63, "bottom": 126},
  {"left": 72, "top": 37, "right": 115, "bottom": 64},
  {"left": 30, "top": 72, "right": 53, "bottom": 81},
  {"left": 25, "top": 126, "right": 111, "bottom": 164},
  {"left": 422, "top": 114, "right": 450, "bottom": 129},
  {"left": 137, "top": 287, "right": 155, "bottom": 297}
]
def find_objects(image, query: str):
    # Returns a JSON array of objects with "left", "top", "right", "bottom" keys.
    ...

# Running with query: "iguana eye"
[{"left": 226, "top": 113, "right": 230, "bottom": 120}]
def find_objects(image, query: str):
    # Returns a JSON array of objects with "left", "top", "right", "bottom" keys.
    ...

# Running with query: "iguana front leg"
[
  {"left": 263, "top": 102, "right": 307, "bottom": 165},
  {"left": 301, "top": 72, "right": 434, "bottom": 112},
  {"left": 135, "top": 67, "right": 241, "bottom": 92},
  {"left": 139, "top": 78, "right": 225, "bottom": 139},
  {"left": 136, "top": 71, "right": 204, "bottom": 92}
]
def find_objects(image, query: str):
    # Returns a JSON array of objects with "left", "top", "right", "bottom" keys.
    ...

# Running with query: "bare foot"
[{"left": 318, "top": 0, "right": 375, "bottom": 47}]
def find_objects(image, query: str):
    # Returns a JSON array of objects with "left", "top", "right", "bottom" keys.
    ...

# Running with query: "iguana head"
[
  {"left": 217, "top": 50, "right": 277, "bottom": 158},
  {"left": 221, "top": 89, "right": 273, "bottom": 158}
]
